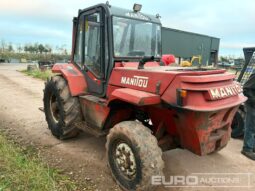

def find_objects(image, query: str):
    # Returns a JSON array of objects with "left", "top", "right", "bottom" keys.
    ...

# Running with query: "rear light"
[{"left": 177, "top": 89, "right": 187, "bottom": 106}]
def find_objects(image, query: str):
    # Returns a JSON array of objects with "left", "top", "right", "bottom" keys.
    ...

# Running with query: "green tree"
[
  {"left": 38, "top": 44, "right": 45, "bottom": 54},
  {"left": 33, "top": 43, "right": 39, "bottom": 54},
  {"left": 8, "top": 44, "right": 13, "bottom": 52},
  {"left": 17, "top": 44, "right": 22, "bottom": 53},
  {"left": 45, "top": 44, "right": 52, "bottom": 54},
  {"left": 1, "top": 39, "right": 6, "bottom": 52}
]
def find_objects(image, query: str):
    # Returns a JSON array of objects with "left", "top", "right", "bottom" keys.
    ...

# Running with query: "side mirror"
[{"left": 162, "top": 54, "right": 176, "bottom": 65}]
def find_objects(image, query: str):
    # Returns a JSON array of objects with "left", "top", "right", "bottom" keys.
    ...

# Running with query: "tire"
[
  {"left": 231, "top": 109, "right": 245, "bottom": 138},
  {"left": 43, "top": 75, "right": 81, "bottom": 139},
  {"left": 106, "top": 121, "right": 164, "bottom": 191}
]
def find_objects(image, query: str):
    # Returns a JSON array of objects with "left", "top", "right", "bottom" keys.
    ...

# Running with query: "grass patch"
[
  {"left": 21, "top": 69, "right": 53, "bottom": 81},
  {"left": 0, "top": 134, "right": 77, "bottom": 191}
]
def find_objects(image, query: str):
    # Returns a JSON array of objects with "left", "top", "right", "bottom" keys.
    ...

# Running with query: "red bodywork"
[{"left": 52, "top": 62, "right": 246, "bottom": 156}]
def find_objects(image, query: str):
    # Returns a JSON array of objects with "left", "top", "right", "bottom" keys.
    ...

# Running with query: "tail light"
[{"left": 177, "top": 89, "right": 187, "bottom": 106}]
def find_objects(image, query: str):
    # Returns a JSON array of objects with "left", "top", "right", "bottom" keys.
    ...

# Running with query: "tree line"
[
  {"left": 0, "top": 40, "right": 70, "bottom": 62},
  {"left": 0, "top": 40, "right": 68, "bottom": 55}
]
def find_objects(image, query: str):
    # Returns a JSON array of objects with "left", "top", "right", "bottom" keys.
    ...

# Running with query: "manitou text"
[
  {"left": 121, "top": 76, "right": 149, "bottom": 88},
  {"left": 208, "top": 84, "right": 242, "bottom": 100}
]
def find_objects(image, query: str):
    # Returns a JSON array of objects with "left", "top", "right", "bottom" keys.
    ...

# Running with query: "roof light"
[
  {"left": 133, "top": 3, "right": 142, "bottom": 12},
  {"left": 106, "top": 1, "right": 111, "bottom": 7},
  {"left": 156, "top": 14, "right": 161, "bottom": 19}
]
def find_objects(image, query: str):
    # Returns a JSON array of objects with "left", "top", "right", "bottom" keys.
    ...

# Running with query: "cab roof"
[{"left": 79, "top": 3, "right": 161, "bottom": 24}]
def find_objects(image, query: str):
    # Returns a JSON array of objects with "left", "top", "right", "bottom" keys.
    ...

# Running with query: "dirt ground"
[{"left": 0, "top": 63, "right": 254, "bottom": 191}]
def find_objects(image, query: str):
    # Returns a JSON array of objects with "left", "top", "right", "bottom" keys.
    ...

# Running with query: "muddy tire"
[
  {"left": 231, "top": 109, "right": 245, "bottom": 138},
  {"left": 106, "top": 121, "right": 164, "bottom": 191},
  {"left": 43, "top": 75, "right": 81, "bottom": 139}
]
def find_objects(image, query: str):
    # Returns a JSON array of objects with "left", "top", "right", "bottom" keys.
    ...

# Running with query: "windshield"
[{"left": 113, "top": 16, "right": 161, "bottom": 58}]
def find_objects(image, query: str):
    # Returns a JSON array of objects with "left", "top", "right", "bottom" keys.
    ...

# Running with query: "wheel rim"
[
  {"left": 114, "top": 141, "right": 137, "bottom": 180},
  {"left": 49, "top": 94, "right": 60, "bottom": 123}
]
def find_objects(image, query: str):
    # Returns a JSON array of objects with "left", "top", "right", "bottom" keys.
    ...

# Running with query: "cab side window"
[{"left": 84, "top": 13, "right": 102, "bottom": 77}]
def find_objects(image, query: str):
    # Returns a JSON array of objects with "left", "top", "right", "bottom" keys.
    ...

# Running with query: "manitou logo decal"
[
  {"left": 125, "top": 12, "right": 150, "bottom": 21},
  {"left": 208, "top": 84, "right": 242, "bottom": 100},
  {"left": 121, "top": 76, "right": 149, "bottom": 88}
]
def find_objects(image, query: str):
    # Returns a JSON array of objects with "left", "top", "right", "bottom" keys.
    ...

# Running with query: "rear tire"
[
  {"left": 106, "top": 121, "right": 164, "bottom": 191},
  {"left": 43, "top": 75, "right": 81, "bottom": 139},
  {"left": 231, "top": 109, "right": 245, "bottom": 138}
]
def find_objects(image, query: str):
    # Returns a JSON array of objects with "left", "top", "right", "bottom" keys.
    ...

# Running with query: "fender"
[
  {"left": 52, "top": 63, "right": 87, "bottom": 96},
  {"left": 108, "top": 88, "right": 161, "bottom": 106}
]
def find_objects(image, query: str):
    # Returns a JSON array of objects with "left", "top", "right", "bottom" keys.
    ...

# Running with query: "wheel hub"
[{"left": 115, "top": 142, "right": 136, "bottom": 180}]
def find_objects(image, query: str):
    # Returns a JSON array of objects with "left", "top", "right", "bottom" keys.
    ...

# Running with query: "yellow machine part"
[
  {"left": 181, "top": 55, "right": 202, "bottom": 67},
  {"left": 180, "top": 60, "right": 192, "bottom": 67}
]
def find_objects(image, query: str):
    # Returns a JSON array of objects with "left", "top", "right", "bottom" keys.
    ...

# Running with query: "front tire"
[
  {"left": 106, "top": 121, "right": 164, "bottom": 191},
  {"left": 43, "top": 75, "right": 81, "bottom": 139}
]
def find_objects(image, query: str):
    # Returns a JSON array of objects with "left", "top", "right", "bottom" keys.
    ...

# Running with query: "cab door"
[{"left": 73, "top": 7, "right": 107, "bottom": 96}]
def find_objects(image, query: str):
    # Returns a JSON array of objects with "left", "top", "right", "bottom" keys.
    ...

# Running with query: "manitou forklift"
[{"left": 43, "top": 3, "right": 246, "bottom": 190}]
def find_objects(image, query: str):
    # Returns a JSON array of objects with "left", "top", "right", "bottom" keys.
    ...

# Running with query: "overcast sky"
[{"left": 0, "top": 0, "right": 254, "bottom": 57}]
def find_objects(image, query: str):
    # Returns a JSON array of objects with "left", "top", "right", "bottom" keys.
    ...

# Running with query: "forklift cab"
[{"left": 72, "top": 3, "right": 162, "bottom": 96}]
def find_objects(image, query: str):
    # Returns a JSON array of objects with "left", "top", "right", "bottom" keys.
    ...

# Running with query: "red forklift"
[{"left": 43, "top": 3, "right": 246, "bottom": 190}]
